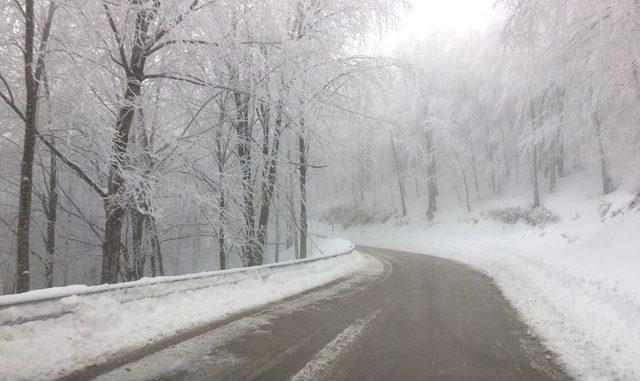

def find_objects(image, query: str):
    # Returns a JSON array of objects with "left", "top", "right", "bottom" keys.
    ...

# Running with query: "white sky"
[{"left": 371, "top": 0, "right": 502, "bottom": 53}]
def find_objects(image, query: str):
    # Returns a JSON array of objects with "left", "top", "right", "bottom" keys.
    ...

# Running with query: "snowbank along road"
[{"left": 63, "top": 246, "right": 570, "bottom": 381}]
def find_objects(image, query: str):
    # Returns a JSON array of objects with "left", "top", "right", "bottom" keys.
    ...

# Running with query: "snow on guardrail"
[
  {"left": 0, "top": 240, "right": 355, "bottom": 325},
  {"left": 0, "top": 238, "right": 364, "bottom": 381}
]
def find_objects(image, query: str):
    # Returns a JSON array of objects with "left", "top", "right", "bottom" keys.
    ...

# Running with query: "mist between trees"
[
  {"left": 1, "top": 0, "right": 638, "bottom": 294},
  {"left": 314, "top": 0, "right": 640, "bottom": 231}
]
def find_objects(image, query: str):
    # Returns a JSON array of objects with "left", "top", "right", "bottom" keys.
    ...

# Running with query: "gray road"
[{"left": 65, "top": 246, "right": 570, "bottom": 381}]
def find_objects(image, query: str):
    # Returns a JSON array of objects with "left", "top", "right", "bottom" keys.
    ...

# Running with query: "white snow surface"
[
  {"left": 317, "top": 171, "right": 640, "bottom": 381},
  {"left": 0, "top": 238, "right": 365, "bottom": 381}
]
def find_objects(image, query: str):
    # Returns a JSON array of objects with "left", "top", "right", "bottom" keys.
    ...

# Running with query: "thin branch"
[
  {"left": 12, "top": 0, "right": 26, "bottom": 18},
  {"left": 0, "top": 72, "right": 25, "bottom": 121},
  {"left": 0, "top": 91, "right": 26, "bottom": 121},
  {"left": 33, "top": 1, "right": 57, "bottom": 83},
  {"left": 36, "top": 132, "right": 107, "bottom": 198},
  {"left": 0, "top": 216, "right": 45, "bottom": 264},
  {"left": 145, "top": 39, "right": 216, "bottom": 57},
  {"left": 152, "top": 0, "right": 201, "bottom": 43},
  {"left": 102, "top": 2, "right": 130, "bottom": 74},
  {"left": 143, "top": 72, "right": 208, "bottom": 86}
]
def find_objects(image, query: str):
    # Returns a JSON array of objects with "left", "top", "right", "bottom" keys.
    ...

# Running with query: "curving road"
[{"left": 63, "top": 246, "right": 570, "bottom": 381}]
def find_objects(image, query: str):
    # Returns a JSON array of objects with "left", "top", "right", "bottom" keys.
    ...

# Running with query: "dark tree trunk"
[
  {"left": 148, "top": 215, "right": 163, "bottom": 276},
  {"left": 233, "top": 92, "right": 259, "bottom": 266},
  {"left": 41, "top": 69, "right": 58, "bottom": 288},
  {"left": 256, "top": 103, "right": 284, "bottom": 263},
  {"left": 101, "top": 6, "right": 153, "bottom": 283},
  {"left": 298, "top": 134, "right": 308, "bottom": 259},
  {"left": 274, "top": 212, "right": 280, "bottom": 263},
  {"left": 149, "top": 250, "right": 157, "bottom": 276},
  {"left": 16, "top": 78, "right": 37, "bottom": 292},
  {"left": 16, "top": 0, "right": 55, "bottom": 293},
  {"left": 218, "top": 189, "right": 227, "bottom": 270},
  {"left": 43, "top": 138, "right": 58, "bottom": 288},
  {"left": 102, "top": 79, "right": 141, "bottom": 284},
  {"left": 285, "top": 148, "right": 300, "bottom": 259},
  {"left": 213, "top": 98, "right": 229, "bottom": 271}
]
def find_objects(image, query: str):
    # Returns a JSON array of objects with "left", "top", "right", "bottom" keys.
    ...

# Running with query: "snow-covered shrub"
[
  {"left": 608, "top": 190, "right": 640, "bottom": 219},
  {"left": 484, "top": 206, "right": 560, "bottom": 226}
]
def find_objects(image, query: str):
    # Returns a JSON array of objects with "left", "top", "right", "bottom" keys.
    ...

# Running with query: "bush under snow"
[{"left": 484, "top": 206, "right": 560, "bottom": 226}]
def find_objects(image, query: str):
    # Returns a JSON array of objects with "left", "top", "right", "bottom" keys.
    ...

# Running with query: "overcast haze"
[
  {"left": 1, "top": 1, "right": 640, "bottom": 380},
  {"left": 374, "top": 0, "right": 502, "bottom": 52}
]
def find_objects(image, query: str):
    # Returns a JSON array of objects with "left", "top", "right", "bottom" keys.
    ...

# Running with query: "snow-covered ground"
[
  {"left": 316, "top": 171, "right": 640, "bottom": 381},
  {"left": 0, "top": 238, "right": 366, "bottom": 381}
]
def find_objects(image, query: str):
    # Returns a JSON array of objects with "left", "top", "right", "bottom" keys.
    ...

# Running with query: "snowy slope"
[
  {"left": 0, "top": 238, "right": 368, "bottom": 381},
  {"left": 316, "top": 171, "right": 640, "bottom": 381}
]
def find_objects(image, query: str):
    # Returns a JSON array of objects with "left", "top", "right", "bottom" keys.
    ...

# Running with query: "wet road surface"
[{"left": 63, "top": 246, "right": 570, "bottom": 381}]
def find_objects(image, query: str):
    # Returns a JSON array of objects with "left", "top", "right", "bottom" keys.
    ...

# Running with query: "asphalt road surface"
[{"left": 64, "top": 246, "right": 570, "bottom": 381}]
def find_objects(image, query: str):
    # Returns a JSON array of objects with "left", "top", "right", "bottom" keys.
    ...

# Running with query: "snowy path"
[{"left": 66, "top": 247, "right": 568, "bottom": 381}]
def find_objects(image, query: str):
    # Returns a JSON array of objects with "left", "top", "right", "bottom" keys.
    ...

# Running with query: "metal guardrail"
[{"left": 0, "top": 242, "right": 356, "bottom": 326}]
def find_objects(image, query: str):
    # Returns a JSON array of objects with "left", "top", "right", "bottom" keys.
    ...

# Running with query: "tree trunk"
[
  {"left": 41, "top": 69, "right": 58, "bottom": 288},
  {"left": 491, "top": 168, "right": 498, "bottom": 196},
  {"left": 557, "top": 137, "right": 565, "bottom": 177},
  {"left": 274, "top": 212, "right": 280, "bottom": 263},
  {"left": 531, "top": 100, "right": 541, "bottom": 208},
  {"left": 452, "top": 176, "right": 463, "bottom": 203},
  {"left": 150, "top": 250, "right": 157, "bottom": 276},
  {"left": 630, "top": 57, "right": 640, "bottom": 108},
  {"left": 218, "top": 189, "right": 227, "bottom": 270},
  {"left": 102, "top": 205, "right": 125, "bottom": 283},
  {"left": 256, "top": 103, "right": 284, "bottom": 263},
  {"left": 298, "top": 134, "right": 308, "bottom": 259},
  {"left": 43, "top": 139, "right": 58, "bottom": 288},
  {"left": 16, "top": 0, "right": 42, "bottom": 293},
  {"left": 592, "top": 112, "right": 614, "bottom": 194},
  {"left": 101, "top": 6, "right": 151, "bottom": 283},
  {"left": 234, "top": 93, "right": 258, "bottom": 266},
  {"left": 425, "top": 128, "right": 437, "bottom": 220},
  {"left": 460, "top": 163, "right": 471, "bottom": 212},
  {"left": 549, "top": 141, "right": 557, "bottom": 193},
  {"left": 131, "top": 209, "right": 146, "bottom": 280},
  {"left": 101, "top": 79, "right": 141, "bottom": 284},
  {"left": 471, "top": 153, "right": 480, "bottom": 199},
  {"left": 15, "top": 0, "right": 55, "bottom": 292},
  {"left": 390, "top": 134, "right": 407, "bottom": 216},
  {"left": 148, "top": 215, "right": 163, "bottom": 276},
  {"left": 557, "top": 96, "right": 566, "bottom": 177}
]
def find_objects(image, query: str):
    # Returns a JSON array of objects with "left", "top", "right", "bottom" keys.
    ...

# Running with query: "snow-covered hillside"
[{"left": 315, "top": 171, "right": 640, "bottom": 380}]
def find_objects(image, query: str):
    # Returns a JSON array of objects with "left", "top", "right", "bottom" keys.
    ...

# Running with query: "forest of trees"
[
  {"left": 2, "top": 0, "right": 639, "bottom": 294},
  {"left": 319, "top": 0, "right": 640, "bottom": 225},
  {"left": 0, "top": 0, "right": 404, "bottom": 293}
]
